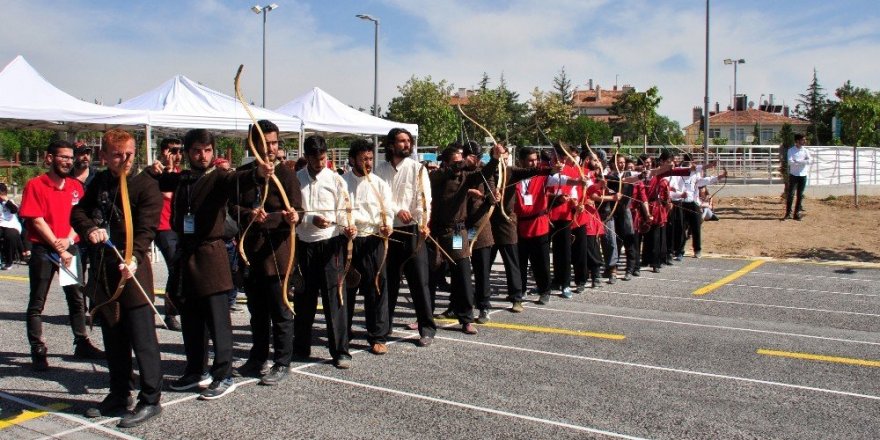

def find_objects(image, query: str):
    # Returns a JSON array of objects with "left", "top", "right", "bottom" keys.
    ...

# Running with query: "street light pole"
[
  {"left": 357, "top": 14, "right": 380, "bottom": 154},
  {"left": 702, "top": 0, "right": 710, "bottom": 165},
  {"left": 724, "top": 58, "right": 745, "bottom": 145},
  {"left": 252, "top": 4, "right": 279, "bottom": 108}
]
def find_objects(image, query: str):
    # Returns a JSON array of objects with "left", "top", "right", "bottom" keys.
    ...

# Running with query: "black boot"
[
  {"left": 74, "top": 339, "right": 105, "bottom": 360},
  {"left": 31, "top": 345, "right": 49, "bottom": 371}
]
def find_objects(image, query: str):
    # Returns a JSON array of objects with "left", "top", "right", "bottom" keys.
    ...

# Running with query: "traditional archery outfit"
[
  {"left": 374, "top": 157, "right": 437, "bottom": 340},
  {"left": 153, "top": 166, "right": 180, "bottom": 325},
  {"left": 547, "top": 163, "right": 578, "bottom": 294},
  {"left": 428, "top": 158, "right": 498, "bottom": 325},
  {"left": 341, "top": 169, "right": 394, "bottom": 348},
  {"left": 642, "top": 167, "right": 691, "bottom": 271},
  {"left": 570, "top": 168, "right": 596, "bottom": 289},
  {"left": 628, "top": 177, "right": 651, "bottom": 276},
  {"left": 230, "top": 161, "right": 303, "bottom": 371},
  {"left": 609, "top": 170, "right": 638, "bottom": 277},
  {"left": 581, "top": 182, "right": 607, "bottom": 284},
  {"left": 71, "top": 169, "right": 163, "bottom": 408},
  {"left": 293, "top": 166, "right": 352, "bottom": 364},
  {"left": 156, "top": 166, "right": 259, "bottom": 385},
  {"left": 467, "top": 163, "right": 498, "bottom": 316}
]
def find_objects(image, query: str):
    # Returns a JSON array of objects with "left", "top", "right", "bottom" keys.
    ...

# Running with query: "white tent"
[
  {"left": 275, "top": 87, "right": 418, "bottom": 137},
  {"left": 0, "top": 55, "right": 148, "bottom": 130},
  {"left": 117, "top": 74, "right": 303, "bottom": 135}
]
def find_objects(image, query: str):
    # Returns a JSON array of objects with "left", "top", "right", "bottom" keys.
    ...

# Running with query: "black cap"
[{"left": 74, "top": 145, "right": 92, "bottom": 155}]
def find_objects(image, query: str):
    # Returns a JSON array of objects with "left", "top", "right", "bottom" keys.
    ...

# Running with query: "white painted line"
[
  {"left": 524, "top": 306, "right": 880, "bottom": 346},
  {"left": 436, "top": 337, "right": 880, "bottom": 401},
  {"left": 641, "top": 276, "right": 880, "bottom": 298},
  {"left": 675, "top": 265, "right": 880, "bottom": 283},
  {"left": 599, "top": 290, "right": 880, "bottom": 317},
  {"left": 0, "top": 391, "right": 140, "bottom": 440},
  {"left": 294, "top": 369, "right": 650, "bottom": 440}
]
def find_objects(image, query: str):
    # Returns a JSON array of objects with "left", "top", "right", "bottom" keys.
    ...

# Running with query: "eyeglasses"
[{"left": 53, "top": 155, "right": 74, "bottom": 161}]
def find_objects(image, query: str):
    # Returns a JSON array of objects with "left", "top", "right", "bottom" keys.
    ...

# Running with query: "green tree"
[
  {"left": 609, "top": 86, "right": 662, "bottom": 143},
  {"left": 752, "top": 123, "right": 761, "bottom": 145},
  {"left": 562, "top": 116, "right": 613, "bottom": 145},
  {"left": 527, "top": 87, "right": 572, "bottom": 143},
  {"left": 552, "top": 67, "right": 573, "bottom": 107},
  {"left": 386, "top": 76, "right": 459, "bottom": 147},
  {"left": 497, "top": 73, "right": 530, "bottom": 146},
  {"left": 461, "top": 88, "right": 510, "bottom": 144},
  {"left": 837, "top": 91, "right": 880, "bottom": 147},
  {"left": 651, "top": 115, "right": 685, "bottom": 145},
  {"left": 796, "top": 69, "right": 831, "bottom": 145}
]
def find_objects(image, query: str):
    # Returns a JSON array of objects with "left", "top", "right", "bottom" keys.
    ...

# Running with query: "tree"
[
  {"left": 609, "top": 86, "right": 662, "bottom": 144},
  {"left": 562, "top": 116, "right": 613, "bottom": 145},
  {"left": 478, "top": 72, "right": 490, "bottom": 92},
  {"left": 796, "top": 69, "right": 831, "bottom": 145},
  {"left": 386, "top": 76, "right": 459, "bottom": 147},
  {"left": 752, "top": 123, "right": 761, "bottom": 145},
  {"left": 651, "top": 115, "right": 685, "bottom": 146},
  {"left": 497, "top": 73, "right": 530, "bottom": 146},
  {"left": 527, "top": 87, "right": 572, "bottom": 143},
  {"left": 837, "top": 91, "right": 880, "bottom": 147},
  {"left": 461, "top": 88, "right": 510, "bottom": 144},
  {"left": 552, "top": 67, "right": 573, "bottom": 107}
]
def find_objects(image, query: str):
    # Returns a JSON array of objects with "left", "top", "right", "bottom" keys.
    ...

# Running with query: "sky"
[{"left": 1, "top": 0, "right": 878, "bottom": 130}]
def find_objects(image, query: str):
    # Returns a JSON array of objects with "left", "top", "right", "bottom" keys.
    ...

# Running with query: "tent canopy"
[
  {"left": 117, "top": 74, "right": 303, "bottom": 135},
  {"left": 275, "top": 87, "right": 418, "bottom": 137},
  {"left": 0, "top": 55, "right": 148, "bottom": 130}
]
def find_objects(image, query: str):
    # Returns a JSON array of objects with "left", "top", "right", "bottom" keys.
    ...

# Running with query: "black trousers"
[
  {"left": 518, "top": 234, "right": 551, "bottom": 295},
  {"left": 667, "top": 202, "right": 686, "bottom": 257},
  {"left": 426, "top": 245, "right": 447, "bottom": 313},
  {"left": 102, "top": 304, "right": 162, "bottom": 405},
  {"left": 1, "top": 226, "right": 22, "bottom": 266},
  {"left": 470, "top": 246, "right": 492, "bottom": 311},
  {"left": 243, "top": 273, "right": 294, "bottom": 367},
  {"left": 386, "top": 226, "right": 436, "bottom": 338},
  {"left": 180, "top": 292, "right": 232, "bottom": 380},
  {"left": 490, "top": 243, "right": 522, "bottom": 302},
  {"left": 449, "top": 254, "right": 475, "bottom": 324},
  {"left": 601, "top": 218, "right": 618, "bottom": 271},
  {"left": 571, "top": 225, "right": 589, "bottom": 286},
  {"left": 642, "top": 225, "right": 666, "bottom": 269},
  {"left": 584, "top": 235, "right": 604, "bottom": 279},
  {"left": 786, "top": 175, "right": 807, "bottom": 215},
  {"left": 622, "top": 233, "right": 639, "bottom": 274},
  {"left": 346, "top": 236, "right": 390, "bottom": 345},
  {"left": 154, "top": 230, "right": 179, "bottom": 316},
  {"left": 26, "top": 244, "right": 88, "bottom": 349},
  {"left": 678, "top": 201, "right": 702, "bottom": 255},
  {"left": 550, "top": 220, "right": 572, "bottom": 290},
  {"left": 293, "top": 236, "right": 350, "bottom": 361}
]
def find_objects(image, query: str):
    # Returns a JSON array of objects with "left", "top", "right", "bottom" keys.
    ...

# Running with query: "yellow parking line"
[
  {"left": 0, "top": 403, "right": 70, "bottom": 430},
  {"left": 0, "top": 275, "right": 28, "bottom": 281},
  {"left": 693, "top": 260, "right": 765, "bottom": 296},
  {"left": 436, "top": 319, "right": 625, "bottom": 340},
  {"left": 758, "top": 348, "right": 880, "bottom": 368}
]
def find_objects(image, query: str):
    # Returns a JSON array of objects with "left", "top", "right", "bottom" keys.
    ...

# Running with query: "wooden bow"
[
  {"left": 338, "top": 176, "right": 354, "bottom": 305},
  {"left": 234, "top": 65, "right": 296, "bottom": 312},
  {"left": 457, "top": 104, "right": 511, "bottom": 223},
  {"left": 557, "top": 140, "right": 589, "bottom": 229},
  {"left": 603, "top": 140, "right": 625, "bottom": 222},
  {"left": 364, "top": 172, "right": 388, "bottom": 296}
]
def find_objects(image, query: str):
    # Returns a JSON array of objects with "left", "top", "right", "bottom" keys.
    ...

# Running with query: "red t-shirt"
[
  {"left": 514, "top": 176, "right": 550, "bottom": 238},
  {"left": 19, "top": 174, "right": 83, "bottom": 244},
  {"left": 584, "top": 184, "right": 606, "bottom": 236}
]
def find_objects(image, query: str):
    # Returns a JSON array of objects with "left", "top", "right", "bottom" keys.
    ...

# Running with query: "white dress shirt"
[
  {"left": 342, "top": 171, "right": 395, "bottom": 238},
  {"left": 787, "top": 146, "right": 811, "bottom": 177},
  {"left": 296, "top": 167, "right": 350, "bottom": 243},
  {"left": 374, "top": 157, "right": 432, "bottom": 228}
]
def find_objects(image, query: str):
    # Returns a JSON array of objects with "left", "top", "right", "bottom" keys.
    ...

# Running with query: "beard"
[
  {"left": 74, "top": 159, "right": 90, "bottom": 170},
  {"left": 52, "top": 162, "right": 71, "bottom": 177},
  {"left": 393, "top": 146, "right": 411, "bottom": 158}
]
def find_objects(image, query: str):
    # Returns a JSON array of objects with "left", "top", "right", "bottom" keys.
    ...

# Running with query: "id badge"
[
  {"left": 183, "top": 214, "right": 195, "bottom": 234},
  {"left": 452, "top": 234, "right": 463, "bottom": 250},
  {"left": 523, "top": 194, "right": 534, "bottom": 206},
  {"left": 467, "top": 228, "right": 477, "bottom": 241}
]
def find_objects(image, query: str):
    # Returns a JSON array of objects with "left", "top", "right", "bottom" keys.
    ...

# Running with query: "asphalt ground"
[{"left": 1, "top": 254, "right": 879, "bottom": 439}]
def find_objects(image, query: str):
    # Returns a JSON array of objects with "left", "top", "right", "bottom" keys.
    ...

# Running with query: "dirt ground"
[{"left": 702, "top": 195, "right": 880, "bottom": 262}]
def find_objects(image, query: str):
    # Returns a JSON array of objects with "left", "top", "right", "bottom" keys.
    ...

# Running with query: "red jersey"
[
  {"left": 547, "top": 164, "right": 578, "bottom": 222},
  {"left": 19, "top": 174, "right": 83, "bottom": 244},
  {"left": 629, "top": 180, "right": 651, "bottom": 234},
  {"left": 514, "top": 175, "right": 550, "bottom": 238},
  {"left": 583, "top": 184, "right": 606, "bottom": 236},
  {"left": 646, "top": 176, "right": 671, "bottom": 226}
]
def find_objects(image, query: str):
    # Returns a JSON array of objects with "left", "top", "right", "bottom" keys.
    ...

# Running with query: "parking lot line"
[
  {"left": 0, "top": 402, "right": 69, "bottom": 430},
  {"left": 606, "top": 291, "right": 880, "bottom": 317},
  {"left": 294, "top": 369, "right": 649, "bottom": 440},
  {"left": 693, "top": 260, "right": 765, "bottom": 296},
  {"left": 435, "top": 318, "right": 626, "bottom": 340},
  {"left": 0, "top": 275, "right": 28, "bottom": 281},
  {"left": 757, "top": 349, "right": 880, "bottom": 368},
  {"left": 0, "top": 391, "right": 139, "bottom": 440},
  {"left": 644, "top": 276, "right": 879, "bottom": 298}
]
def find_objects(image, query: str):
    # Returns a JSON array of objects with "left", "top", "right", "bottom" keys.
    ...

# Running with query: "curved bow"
[
  {"left": 234, "top": 65, "right": 296, "bottom": 312},
  {"left": 557, "top": 140, "right": 588, "bottom": 228},
  {"left": 364, "top": 172, "right": 389, "bottom": 296},
  {"left": 457, "top": 104, "right": 511, "bottom": 223},
  {"left": 338, "top": 177, "right": 354, "bottom": 305},
  {"left": 603, "top": 140, "right": 625, "bottom": 222}
]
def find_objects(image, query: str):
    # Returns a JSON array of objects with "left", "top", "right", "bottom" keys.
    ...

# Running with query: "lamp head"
[
  {"left": 267, "top": 3, "right": 279, "bottom": 10},
  {"left": 356, "top": 14, "right": 378, "bottom": 23},
  {"left": 251, "top": 5, "right": 262, "bottom": 13},
  {"left": 723, "top": 58, "right": 733, "bottom": 65}
]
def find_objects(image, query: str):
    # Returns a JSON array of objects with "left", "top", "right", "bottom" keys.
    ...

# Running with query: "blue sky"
[{"left": 1, "top": 0, "right": 878, "bottom": 131}]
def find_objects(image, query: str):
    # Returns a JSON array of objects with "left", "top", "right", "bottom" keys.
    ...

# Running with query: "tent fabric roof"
[
  {"left": 0, "top": 55, "right": 148, "bottom": 129},
  {"left": 117, "top": 75, "right": 303, "bottom": 134},
  {"left": 275, "top": 87, "right": 418, "bottom": 137}
]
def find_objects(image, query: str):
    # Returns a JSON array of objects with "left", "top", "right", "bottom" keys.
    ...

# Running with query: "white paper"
[{"left": 58, "top": 255, "right": 79, "bottom": 287}]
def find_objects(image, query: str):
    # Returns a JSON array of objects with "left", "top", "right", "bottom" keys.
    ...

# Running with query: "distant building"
[
  {"left": 450, "top": 88, "right": 476, "bottom": 106},
  {"left": 684, "top": 98, "right": 808, "bottom": 145},
  {"left": 570, "top": 80, "right": 633, "bottom": 123}
]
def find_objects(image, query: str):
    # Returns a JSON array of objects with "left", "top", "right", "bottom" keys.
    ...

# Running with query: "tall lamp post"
[
  {"left": 724, "top": 58, "right": 745, "bottom": 145},
  {"left": 357, "top": 14, "right": 380, "bottom": 153},
  {"left": 702, "top": 0, "right": 710, "bottom": 164},
  {"left": 252, "top": 3, "right": 279, "bottom": 108}
]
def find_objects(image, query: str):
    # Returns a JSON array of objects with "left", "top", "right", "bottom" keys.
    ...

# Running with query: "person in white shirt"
[
  {"left": 0, "top": 183, "right": 23, "bottom": 269},
  {"left": 293, "top": 135, "right": 357, "bottom": 369},
  {"left": 342, "top": 139, "right": 394, "bottom": 355},
  {"left": 374, "top": 128, "right": 437, "bottom": 347},
  {"left": 784, "top": 133, "right": 811, "bottom": 220}
]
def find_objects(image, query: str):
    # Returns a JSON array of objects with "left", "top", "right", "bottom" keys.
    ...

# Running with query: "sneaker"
[
  {"left": 334, "top": 358, "right": 352, "bottom": 369},
  {"left": 591, "top": 278, "right": 599, "bottom": 289},
  {"left": 694, "top": 252, "right": 702, "bottom": 259},
  {"left": 416, "top": 336, "right": 434, "bottom": 347},
  {"left": 462, "top": 323, "right": 478, "bottom": 335},
  {"left": 259, "top": 365, "right": 289, "bottom": 386},
  {"left": 31, "top": 346, "right": 49, "bottom": 371},
  {"left": 74, "top": 340, "right": 105, "bottom": 360},
  {"left": 164, "top": 315, "right": 182, "bottom": 332},
  {"left": 370, "top": 343, "right": 388, "bottom": 355},
  {"left": 631, "top": 270, "right": 641, "bottom": 277},
  {"left": 673, "top": 254, "right": 683, "bottom": 262},
  {"left": 622, "top": 272, "right": 632, "bottom": 281},
  {"left": 169, "top": 372, "right": 211, "bottom": 391},
  {"left": 434, "top": 308, "right": 456, "bottom": 319},
  {"left": 85, "top": 394, "right": 134, "bottom": 418},
  {"left": 199, "top": 378, "right": 237, "bottom": 400},
  {"left": 709, "top": 215, "right": 720, "bottom": 221},
  {"left": 232, "top": 360, "right": 270, "bottom": 378},
  {"left": 1, "top": 264, "right": 10, "bottom": 270},
  {"left": 561, "top": 287, "right": 573, "bottom": 299},
  {"left": 652, "top": 266, "right": 660, "bottom": 273},
  {"left": 780, "top": 214, "right": 791, "bottom": 221},
  {"left": 573, "top": 284, "right": 584, "bottom": 294},
  {"left": 475, "top": 309, "right": 490, "bottom": 324},
  {"left": 510, "top": 302, "right": 524, "bottom": 313},
  {"left": 607, "top": 275, "right": 616, "bottom": 285},
  {"left": 536, "top": 293, "right": 550, "bottom": 305}
]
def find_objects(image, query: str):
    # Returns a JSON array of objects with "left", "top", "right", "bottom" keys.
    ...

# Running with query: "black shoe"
[
  {"left": 781, "top": 213, "right": 791, "bottom": 221},
  {"left": 709, "top": 215, "right": 719, "bottom": 221},
  {"left": 232, "top": 360, "right": 270, "bottom": 378},
  {"left": 259, "top": 364, "right": 289, "bottom": 386},
  {"left": 591, "top": 278, "right": 599, "bottom": 289},
  {"left": 434, "top": 308, "right": 456, "bottom": 319},
  {"left": 793, "top": 213, "right": 802, "bottom": 221},
  {"left": 536, "top": 293, "right": 550, "bottom": 305},
  {"left": 417, "top": 336, "right": 434, "bottom": 347},
  {"left": 31, "top": 346, "right": 49, "bottom": 371},
  {"left": 85, "top": 394, "right": 134, "bottom": 418},
  {"left": 169, "top": 372, "right": 211, "bottom": 391},
  {"left": 608, "top": 275, "right": 616, "bottom": 285},
  {"left": 199, "top": 378, "right": 237, "bottom": 400},
  {"left": 475, "top": 309, "right": 490, "bottom": 324},
  {"left": 631, "top": 270, "right": 641, "bottom": 277},
  {"left": 334, "top": 358, "right": 352, "bottom": 369},
  {"left": 118, "top": 402, "right": 161, "bottom": 428},
  {"left": 164, "top": 315, "right": 182, "bottom": 332},
  {"left": 622, "top": 272, "right": 632, "bottom": 281},
  {"left": 74, "top": 340, "right": 105, "bottom": 360},
  {"left": 652, "top": 266, "right": 660, "bottom": 273}
]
